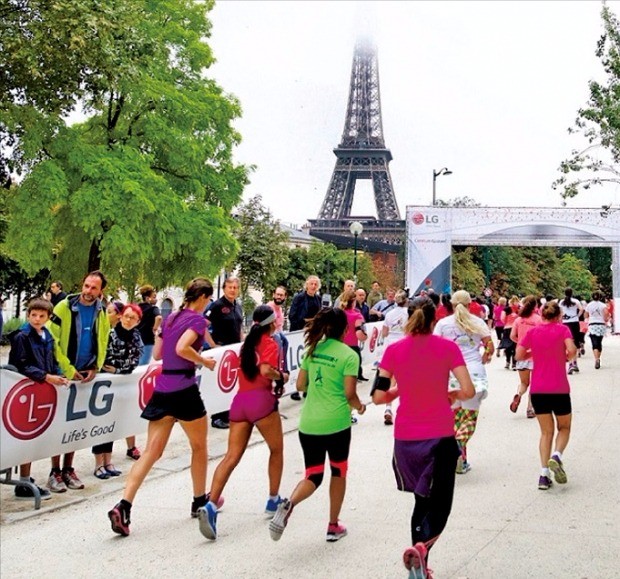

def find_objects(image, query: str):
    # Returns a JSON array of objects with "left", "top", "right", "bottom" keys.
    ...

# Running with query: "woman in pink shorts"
[
  {"left": 373, "top": 296, "right": 475, "bottom": 579},
  {"left": 198, "top": 305, "right": 289, "bottom": 540},
  {"left": 516, "top": 302, "right": 577, "bottom": 490}
]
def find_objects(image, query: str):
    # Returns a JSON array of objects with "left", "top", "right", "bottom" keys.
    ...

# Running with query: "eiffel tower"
[{"left": 309, "top": 39, "right": 405, "bottom": 251}]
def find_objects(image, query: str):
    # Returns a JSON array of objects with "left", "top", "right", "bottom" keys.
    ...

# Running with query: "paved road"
[{"left": 1, "top": 337, "right": 619, "bottom": 578}]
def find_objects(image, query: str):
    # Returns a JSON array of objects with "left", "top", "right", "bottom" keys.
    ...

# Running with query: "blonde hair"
[{"left": 451, "top": 290, "right": 484, "bottom": 335}]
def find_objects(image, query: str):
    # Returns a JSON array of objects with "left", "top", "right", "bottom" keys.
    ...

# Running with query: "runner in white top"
[
  {"left": 379, "top": 290, "right": 409, "bottom": 426},
  {"left": 434, "top": 290, "right": 494, "bottom": 474},
  {"left": 558, "top": 288, "right": 584, "bottom": 374},
  {"left": 584, "top": 291, "right": 610, "bottom": 369}
]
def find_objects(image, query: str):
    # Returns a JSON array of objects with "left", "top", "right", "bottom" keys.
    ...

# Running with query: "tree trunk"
[{"left": 88, "top": 239, "right": 101, "bottom": 272}]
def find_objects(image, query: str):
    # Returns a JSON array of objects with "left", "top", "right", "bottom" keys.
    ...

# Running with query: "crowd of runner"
[{"left": 3, "top": 273, "right": 615, "bottom": 578}]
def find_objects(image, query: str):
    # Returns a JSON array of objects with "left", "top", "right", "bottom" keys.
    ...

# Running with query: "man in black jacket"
[
  {"left": 288, "top": 275, "right": 321, "bottom": 331},
  {"left": 287, "top": 275, "right": 321, "bottom": 400}
]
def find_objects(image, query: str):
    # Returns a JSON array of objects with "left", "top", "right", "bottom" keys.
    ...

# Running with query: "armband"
[{"left": 370, "top": 373, "right": 391, "bottom": 396}]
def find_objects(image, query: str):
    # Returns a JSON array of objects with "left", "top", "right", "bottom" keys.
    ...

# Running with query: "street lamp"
[
  {"left": 349, "top": 221, "right": 363, "bottom": 283},
  {"left": 432, "top": 167, "right": 453, "bottom": 206}
]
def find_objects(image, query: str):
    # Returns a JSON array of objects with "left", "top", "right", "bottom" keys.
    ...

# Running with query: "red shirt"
[
  {"left": 238, "top": 333, "right": 279, "bottom": 392},
  {"left": 469, "top": 302, "right": 483, "bottom": 317}
]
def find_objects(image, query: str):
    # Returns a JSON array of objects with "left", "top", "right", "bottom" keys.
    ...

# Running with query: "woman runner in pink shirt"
[
  {"left": 516, "top": 302, "right": 577, "bottom": 490},
  {"left": 373, "top": 296, "right": 475, "bottom": 579},
  {"left": 509, "top": 295, "right": 542, "bottom": 418}
]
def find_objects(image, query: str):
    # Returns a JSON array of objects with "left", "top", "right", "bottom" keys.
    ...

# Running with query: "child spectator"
[
  {"left": 8, "top": 298, "right": 69, "bottom": 499},
  {"left": 93, "top": 304, "right": 144, "bottom": 478}
]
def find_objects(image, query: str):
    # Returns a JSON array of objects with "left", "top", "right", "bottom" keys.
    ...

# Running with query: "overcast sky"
[{"left": 207, "top": 0, "right": 620, "bottom": 226}]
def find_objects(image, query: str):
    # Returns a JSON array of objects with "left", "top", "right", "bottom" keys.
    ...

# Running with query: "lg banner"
[{"left": 1, "top": 323, "right": 384, "bottom": 471}]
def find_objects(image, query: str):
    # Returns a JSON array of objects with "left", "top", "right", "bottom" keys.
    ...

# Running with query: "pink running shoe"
[
  {"left": 326, "top": 520, "right": 347, "bottom": 542},
  {"left": 403, "top": 542, "right": 429, "bottom": 579}
]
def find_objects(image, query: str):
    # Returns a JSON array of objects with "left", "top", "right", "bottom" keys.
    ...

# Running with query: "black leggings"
[
  {"left": 299, "top": 428, "right": 351, "bottom": 487},
  {"left": 349, "top": 345, "right": 364, "bottom": 379},
  {"left": 411, "top": 437, "right": 459, "bottom": 548},
  {"left": 589, "top": 334, "right": 603, "bottom": 351}
]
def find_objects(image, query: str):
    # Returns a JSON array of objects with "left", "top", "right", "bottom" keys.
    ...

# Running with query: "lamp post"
[
  {"left": 349, "top": 221, "right": 363, "bottom": 283},
  {"left": 432, "top": 167, "right": 453, "bottom": 206}
]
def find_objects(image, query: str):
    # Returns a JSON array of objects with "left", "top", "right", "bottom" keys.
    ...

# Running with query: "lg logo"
[
  {"left": 138, "top": 364, "right": 162, "bottom": 410},
  {"left": 369, "top": 327, "right": 379, "bottom": 353},
  {"left": 412, "top": 212, "right": 439, "bottom": 225},
  {"left": 218, "top": 350, "right": 240, "bottom": 393},
  {"left": 2, "top": 378, "right": 57, "bottom": 440}
]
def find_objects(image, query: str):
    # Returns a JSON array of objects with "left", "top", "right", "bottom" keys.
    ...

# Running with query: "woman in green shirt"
[{"left": 269, "top": 307, "right": 366, "bottom": 543}]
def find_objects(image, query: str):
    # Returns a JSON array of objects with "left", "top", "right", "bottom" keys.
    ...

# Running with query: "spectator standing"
[
  {"left": 288, "top": 275, "right": 322, "bottom": 331},
  {"left": 137, "top": 285, "right": 162, "bottom": 365},
  {"left": 8, "top": 298, "right": 70, "bottom": 500},
  {"left": 367, "top": 281, "right": 383, "bottom": 309},
  {"left": 288, "top": 275, "right": 322, "bottom": 401},
  {"left": 267, "top": 286, "right": 290, "bottom": 377},
  {"left": 47, "top": 270, "right": 111, "bottom": 492},
  {"left": 340, "top": 290, "right": 368, "bottom": 382},
  {"left": 369, "top": 288, "right": 397, "bottom": 322},
  {"left": 93, "top": 304, "right": 144, "bottom": 479},
  {"left": 355, "top": 288, "right": 370, "bottom": 322},
  {"left": 334, "top": 279, "right": 355, "bottom": 309},
  {"left": 49, "top": 281, "right": 67, "bottom": 307},
  {"left": 205, "top": 277, "right": 244, "bottom": 429}
]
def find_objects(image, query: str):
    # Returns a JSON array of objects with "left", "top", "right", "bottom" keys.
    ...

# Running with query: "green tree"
[
  {"left": 280, "top": 241, "right": 373, "bottom": 301},
  {"left": 234, "top": 195, "right": 290, "bottom": 298},
  {"left": 451, "top": 247, "right": 485, "bottom": 293},
  {"left": 558, "top": 254, "right": 598, "bottom": 297},
  {"left": 1, "top": 0, "right": 249, "bottom": 291},
  {"left": 553, "top": 5, "right": 620, "bottom": 200}
]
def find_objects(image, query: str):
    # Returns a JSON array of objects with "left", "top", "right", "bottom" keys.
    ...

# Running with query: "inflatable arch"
[{"left": 405, "top": 206, "right": 620, "bottom": 330}]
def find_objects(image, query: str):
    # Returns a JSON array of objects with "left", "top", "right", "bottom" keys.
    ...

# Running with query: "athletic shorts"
[
  {"left": 229, "top": 388, "right": 278, "bottom": 424},
  {"left": 530, "top": 393, "right": 572, "bottom": 416},
  {"left": 515, "top": 359, "right": 533, "bottom": 371},
  {"left": 299, "top": 428, "right": 351, "bottom": 476},
  {"left": 141, "top": 383, "right": 207, "bottom": 422}
]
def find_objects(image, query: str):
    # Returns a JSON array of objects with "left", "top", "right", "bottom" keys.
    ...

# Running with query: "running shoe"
[
  {"left": 191, "top": 493, "right": 225, "bottom": 518},
  {"left": 538, "top": 475, "right": 553, "bottom": 490},
  {"left": 269, "top": 498, "right": 293, "bottom": 541},
  {"left": 14, "top": 478, "right": 52, "bottom": 501},
  {"left": 509, "top": 394, "right": 521, "bottom": 413},
  {"left": 567, "top": 363, "right": 576, "bottom": 375},
  {"left": 47, "top": 471, "right": 67, "bottom": 493},
  {"left": 403, "top": 542, "right": 429, "bottom": 579},
  {"left": 126, "top": 446, "right": 141, "bottom": 460},
  {"left": 526, "top": 408, "right": 536, "bottom": 419},
  {"left": 197, "top": 502, "right": 218, "bottom": 540},
  {"left": 61, "top": 467, "right": 84, "bottom": 490},
  {"left": 455, "top": 456, "right": 471, "bottom": 474},
  {"left": 595, "top": 359, "right": 601, "bottom": 369},
  {"left": 108, "top": 502, "right": 131, "bottom": 536},
  {"left": 265, "top": 495, "right": 283, "bottom": 516},
  {"left": 326, "top": 520, "right": 347, "bottom": 542},
  {"left": 548, "top": 455, "right": 567, "bottom": 484},
  {"left": 384, "top": 408, "right": 393, "bottom": 425}
]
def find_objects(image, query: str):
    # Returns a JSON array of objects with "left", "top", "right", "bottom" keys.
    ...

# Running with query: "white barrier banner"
[{"left": 1, "top": 323, "right": 385, "bottom": 471}]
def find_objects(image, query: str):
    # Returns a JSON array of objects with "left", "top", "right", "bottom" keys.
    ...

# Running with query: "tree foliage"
[
  {"left": 1, "top": 0, "right": 249, "bottom": 291},
  {"left": 553, "top": 5, "right": 620, "bottom": 200},
  {"left": 450, "top": 246, "right": 607, "bottom": 299},
  {"left": 234, "top": 195, "right": 289, "bottom": 297}
]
